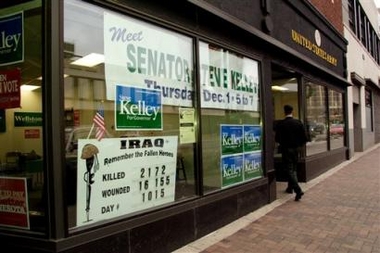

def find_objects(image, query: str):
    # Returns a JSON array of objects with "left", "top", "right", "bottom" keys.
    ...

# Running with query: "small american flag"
[{"left": 93, "top": 107, "right": 105, "bottom": 141}]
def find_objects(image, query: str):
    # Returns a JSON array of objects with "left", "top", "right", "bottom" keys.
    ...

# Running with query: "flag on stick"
[{"left": 93, "top": 106, "right": 105, "bottom": 141}]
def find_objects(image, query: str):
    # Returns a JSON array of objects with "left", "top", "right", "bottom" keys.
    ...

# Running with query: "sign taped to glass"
[{"left": 0, "top": 69, "right": 21, "bottom": 109}]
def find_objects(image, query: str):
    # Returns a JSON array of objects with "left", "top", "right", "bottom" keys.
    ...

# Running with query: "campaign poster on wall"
[
  {"left": 76, "top": 136, "right": 178, "bottom": 226},
  {"left": 115, "top": 85, "right": 162, "bottom": 130},
  {"left": 0, "top": 12, "right": 24, "bottom": 66},
  {"left": 220, "top": 124, "right": 263, "bottom": 188},
  {"left": 0, "top": 69, "right": 21, "bottom": 109},
  {"left": 0, "top": 177, "right": 29, "bottom": 229},
  {"left": 14, "top": 112, "right": 43, "bottom": 127},
  {"left": 104, "top": 12, "right": 194, "bottom": 107}
]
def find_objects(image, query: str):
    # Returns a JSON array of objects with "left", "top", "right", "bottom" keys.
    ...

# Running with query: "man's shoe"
[
  {"left": 295, "top": 192, "right": 304, "bottom": 201},
  {"left": 285, "top": 188, "right": 293, "bottom": 194}
]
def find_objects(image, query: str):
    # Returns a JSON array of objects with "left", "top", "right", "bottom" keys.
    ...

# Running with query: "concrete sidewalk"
[{"left": 174, "top": 144, "right": 380, "bottom": 253}]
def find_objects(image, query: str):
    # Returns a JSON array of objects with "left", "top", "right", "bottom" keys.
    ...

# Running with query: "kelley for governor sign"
[
  {"left": 115, "top": 85, "right": 162, "bottom": 130},
  {"left": 0, "top": 11, "right": 24, "bottom": 66}
]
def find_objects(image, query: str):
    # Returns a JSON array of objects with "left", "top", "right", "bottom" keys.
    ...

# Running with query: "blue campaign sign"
[
  {"left": 243, "top": 125, "right": 261, "bottom": 152},
  {"left": 0, "top": 12, "right": 24, "bottom": 66}
]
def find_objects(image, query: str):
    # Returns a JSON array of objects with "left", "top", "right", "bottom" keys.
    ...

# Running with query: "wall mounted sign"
[
  {"left": 0, "top": 11, "right": 24, "bottom": 66},
  {"left": 0, "top": 69, "right": 21, "bottom": 109},
  {"left": 24, "top": 129, "right": 40, "bottom": 139},
  {"left": 14, "top": 112, "right": 43, "bottom": 127},
  {"left": 291, "top": 29, "right": 337, "bottom": 66},
  {"left": 0, "top": 177, "right": 30, "bottom": 229}
]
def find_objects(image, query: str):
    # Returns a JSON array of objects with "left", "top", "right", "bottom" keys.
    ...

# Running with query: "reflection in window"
[
  {"left": 329, "top": 90, "right": 344, "bottom": 149},
  {"left": 199, "top": 42, "right": 262, "bottom": 193},
  {"left": 305, "top": 82, "right": 327, "bottom": 156},
  {"left": 64, "top": 0, "right": 196, "bottom": 229}
]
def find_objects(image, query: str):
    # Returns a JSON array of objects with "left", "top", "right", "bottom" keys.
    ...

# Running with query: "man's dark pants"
[{"left": 281, "top": 147, "right": 302, "bottom": 194}]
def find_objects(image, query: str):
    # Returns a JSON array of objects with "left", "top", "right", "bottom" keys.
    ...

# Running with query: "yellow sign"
[{"left": 291, "top": 29, "right": 337, "bottom": 66}]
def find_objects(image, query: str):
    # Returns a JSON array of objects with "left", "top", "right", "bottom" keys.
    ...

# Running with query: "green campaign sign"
[
  {"left": 115, "top": 85, "right": 162, "bottom": 130},
  {"left": 14, "top": 112, "right": 42, "bottom": 127}
]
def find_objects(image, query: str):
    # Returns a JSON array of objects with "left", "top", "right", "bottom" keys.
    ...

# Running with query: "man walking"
[{"left": 275, "top": 105, "right": 308, "bottom": 201}]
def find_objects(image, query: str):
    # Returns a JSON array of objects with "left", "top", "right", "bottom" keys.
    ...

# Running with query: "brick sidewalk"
[{"left": 176, "top": 145, "right": 380, "bottom": 253}]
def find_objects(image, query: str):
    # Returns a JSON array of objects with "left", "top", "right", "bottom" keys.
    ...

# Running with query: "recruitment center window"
[
  {"left": 64, "top": 0, "right": 196, "bottom": 230},
  {"left": 305, "top": 81, "right": 346, "bottom": 155},
  {"left": 199, "top": 42, "right": 262, "bottom": 193},
  {"left": 328, "top": 89, "right": 344, "bottom": 150},
  {"left": 0, "top": 0, "right": 45, "bottom": 233}
]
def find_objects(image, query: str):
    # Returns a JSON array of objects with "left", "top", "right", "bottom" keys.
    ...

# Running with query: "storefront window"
[
  {"left": 64, "top": 0, "right": 196, "bottom": 229},
  {"left": 305, "top": 82, "right": 328, "bottom": 156},
  {"left": 0, "top": 0, "right": 44, "bottom": 233},
  {"left": 199, "top": 42, "right": 262, "bottom": 193},
  {"left": 328, "top": 89, "right": 344, "bottom": 149}
]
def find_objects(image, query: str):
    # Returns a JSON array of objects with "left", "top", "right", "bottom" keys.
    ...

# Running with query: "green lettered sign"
[
  {"left": 115, "top": 85, "right": 162, "bottom": 130},
  {"left": 14, "top": 112, "right": 42, "bottom": 127}
]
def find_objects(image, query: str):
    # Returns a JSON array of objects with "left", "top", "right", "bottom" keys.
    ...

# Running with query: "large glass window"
[
  {"left": 64, "top": 0, "right": 196, "bottom": 229},
  {"left": 328, "top": 89, "right": 344, "bottom": 149},
  {"left": 305, "top": 82, "right": 328, "bottom": 156},
  {"left": 199, "top": 42, "right": 262, "bottom": 193},
  {"left": 0, "top": 0, "right": 44, "bottom": 232},
  {"left": 306, "top": 81, "right": 346, "bottom": 155}
]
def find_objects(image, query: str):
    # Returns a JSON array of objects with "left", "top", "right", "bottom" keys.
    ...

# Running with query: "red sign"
[
  {"left": 0, "top": 69, "right": 21, "bottom": 109},
  {"left": 0, "top": 177, "right": 29, "bottom": 229},
  {"left": 74, "top": 110, "right": 80, "bottom": 126},
  {"left": 24, "top": 129, "right": 40, "bottom": 139}
]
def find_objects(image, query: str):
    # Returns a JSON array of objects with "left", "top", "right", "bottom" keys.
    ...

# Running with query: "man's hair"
[{"left": 284, "top": 105, "right": 293, "bottom": 115}]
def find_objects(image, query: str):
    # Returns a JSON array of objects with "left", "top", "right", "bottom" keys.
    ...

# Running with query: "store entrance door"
[{"left": 271, "top": 64, "right": 300, "bottom": 191}]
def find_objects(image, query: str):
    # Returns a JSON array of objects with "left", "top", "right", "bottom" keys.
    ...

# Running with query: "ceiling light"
[
  {"left": 71, "top": 53, "right": 104, "bottom": 67},
  {"left": 271, "top": 86, "right": 289, "bottom": 91},
  {"left": 21, "top": 85, "right": 40, "bottom": 91}
]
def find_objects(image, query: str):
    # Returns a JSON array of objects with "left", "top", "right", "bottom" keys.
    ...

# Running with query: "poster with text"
[
  {"left": 0, "top": 11, "right": 24, "bottom": 66},
  {"left": 199, "top": 41, "right": 259, "bottom": 111},
  {"left": 220, "top": 124, "right": 263, "bottom": 187},
  {"left": 221, "top": 154, "right": 243, "bottom": 188},
  {"left": 243, "top": 125, "right": 261, "bottom": 152},
  {"left": 0, "top": 69, "right": 21, "bottom": 109},
  {"left": 115, "top": 85, "right": 162, "bottom": 130},
  {"left": 76, "top": 136, "right": 178, "bottom": 226},
  {"left": 0, "top": 177, "right": 29, "bottom": 229},
  {"left": 243, "top": 152, "right": 263, "bottom": 181},
  {"left": 179, "top": 107, "right": 195, "bottom": 144},
  {"left": 104, "top": 12, "right": 194, "bottom": 106},
  {"left": 221, "top": 125, "right": 243, "bottom": 155}
]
